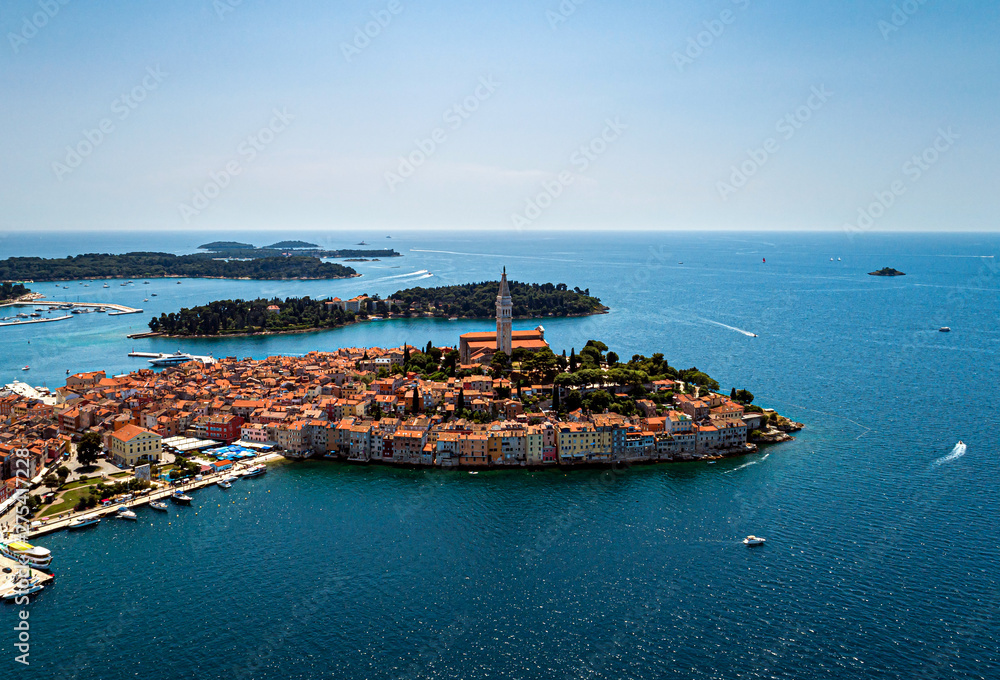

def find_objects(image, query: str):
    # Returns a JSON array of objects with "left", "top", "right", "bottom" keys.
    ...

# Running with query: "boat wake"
[
  {"left": 724, "top": 453, "right": 769, "bottom": 474},
  {"left": 370, "top": 269, "right": 429, "bottom": 281},
  {"left": 931, "top": 442, "right": 967, "bottom": 468},
  {"left": 696, "top": 317, "right": 757, "bottom": 337}
]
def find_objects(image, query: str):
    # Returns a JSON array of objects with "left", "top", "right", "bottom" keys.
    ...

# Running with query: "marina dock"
[
  {"left": 0, "top": 555, "right": 54, "bottom": 597},
  {"left": 0, "top": 314, "right": 72, "bottom": 327},
  {"left": 27, "top": 454, "right": 281, "bottom": 539}
]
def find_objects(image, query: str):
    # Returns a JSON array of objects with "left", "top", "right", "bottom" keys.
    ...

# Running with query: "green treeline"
[
  {"left": 148, "top": 281, "right": 604, "bottom": 335},
  {"left": 149, "top": 297, "right": 353, "bottom": 335},
  {"left": 0, "top": 253, "right": 356, "bottom": 281},
  {"left": 0, "top": 282, "right": 30, "bottom": 300},
  {"left": 393, "top": 280, "right": 605, "bottom": 318}
]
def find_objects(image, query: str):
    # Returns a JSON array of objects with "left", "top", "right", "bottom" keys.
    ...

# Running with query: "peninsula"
[
  {"left": 146, "top": 279, "right": 607, "bottom": 337},
  {"left": 0, "top": 282, "right": 31, "bottom": 302},
  {"left": 0, "top": 253, "right": 358, "bottom": 281}
]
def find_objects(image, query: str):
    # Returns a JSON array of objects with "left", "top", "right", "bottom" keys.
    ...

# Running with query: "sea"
[{"left": 1, "top": 230, "right": 998, "bottom": 679}]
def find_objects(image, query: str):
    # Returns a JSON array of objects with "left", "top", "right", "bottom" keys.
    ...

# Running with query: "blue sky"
[{"left": 1, "top": 0, "right": 997, "bottom": 232}]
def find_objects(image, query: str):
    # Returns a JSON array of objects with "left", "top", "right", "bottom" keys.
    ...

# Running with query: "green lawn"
[{"left": 39, "top": 487, "right": 100, "bottom": 517}]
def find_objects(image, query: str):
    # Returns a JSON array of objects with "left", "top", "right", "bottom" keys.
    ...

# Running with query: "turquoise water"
[{"left": 2, "top": 230, "right": 999, "bottom": 678}]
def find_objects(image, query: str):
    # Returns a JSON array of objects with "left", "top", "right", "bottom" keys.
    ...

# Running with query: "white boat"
[
  {"left": 68, "top": 516, "right": 100, "bottom": 530},
  {"left": 0, "top": 541, "right": 53, "bottom": 570},
  {"left": 117, "top": 506, "right": 137, "bottom": 521},
  {"left": 217, "top": 480, "right": 232, "bottom": 489},
  {"left": 939, "top": 327, "right": 951, "bottom": 332},
  {"left": 170, "top": 492, "right": 193, "bottom": 505},
  {"left": 468, "top": 471, "right": 479, "bottom": 475},
  {"left": 103, "top": 284, "right": 110, "bottom": 288},
  {"left": 1, "top": 578, "right": 44, "bottom": 600},
  {"left": 243, "top": 464, "right": 266, "bottom": 478},
  {"left": 21, "top": 366, "right": 29, "bottom": 371},
  {"left": 743, "top": 535, "right": 766, "bottom": 546},
  {"left": 149, "top": 500, "right": 168, "bottom": 511},
  {"left": 222, "top": 475, "right": 238, "bottom": 484},
  {"left": 148, "top": 351, "right": 194, "bottom": 367}
]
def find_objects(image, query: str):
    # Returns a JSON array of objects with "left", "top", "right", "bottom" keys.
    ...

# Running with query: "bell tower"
[{"left": 496, "top": 267, "right": 512, "bottom": 356}]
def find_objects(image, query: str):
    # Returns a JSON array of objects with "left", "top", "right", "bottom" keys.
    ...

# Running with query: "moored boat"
[
  {"left": 0, "top": 541, "right": 53, "bottom": 570},
  {"left": 68, "top": 517, "right": 100, "bottom": 530},
  {"left": 217, "top": 480, "right": 231, "bottom": 489},
  {"left": 243, "top": 464, "right": 266, "bottom": 478},
  {"left": 1, "top": 577, "right": 45, "bottom": 600},
  {"left": 117, "top": 506, "right": 137, "bottom": 521},
  {"left": 170, "top": 492, "right": 193, "bottom": 505},
  {"left": 149, "top": 500, "right": 168, "bottom": 511}
]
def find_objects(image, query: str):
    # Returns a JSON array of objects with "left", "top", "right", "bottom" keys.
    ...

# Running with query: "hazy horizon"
[{"left": 2, "top": 1, "right": 997, "bottom": 234}]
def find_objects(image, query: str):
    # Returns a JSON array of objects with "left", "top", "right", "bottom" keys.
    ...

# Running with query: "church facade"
[{"left": 458, "top": 269, "right": 548, "bottom": 365}]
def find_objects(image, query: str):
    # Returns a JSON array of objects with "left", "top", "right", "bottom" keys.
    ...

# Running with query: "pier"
[
  {"left": 0, "top": 314, "right": 72, "bottom": 327},
  {"left": 26, "top": 454, "right": 281, "bottom": 539},
  {"left": 0, "top": 555, "right": 54, "bottom": 598}
]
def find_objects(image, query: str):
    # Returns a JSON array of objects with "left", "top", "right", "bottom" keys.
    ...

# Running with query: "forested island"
[
  {"left": 147, "top": 281, "right": 606, "bottom": 336},
  {"left": 0, "top": 282, "right": 30, "bottom": 301},
  {"left": 0, "top": 253, "right": 357, "bottom": 281},
  {"left": 198, "top": 241, "right": 400, "bottom": 259}
]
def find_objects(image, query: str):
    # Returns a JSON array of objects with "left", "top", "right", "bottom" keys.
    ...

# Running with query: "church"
[{"left": 458, "top": 268, "right": 548, "bottom": 365}]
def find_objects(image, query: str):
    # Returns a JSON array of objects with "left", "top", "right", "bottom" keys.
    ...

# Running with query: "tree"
[
  {"left": 490, "top": 351, "right": 509, "bottom": 377},
  {"left": 456, "top": 388, "right": 465, "bottom": 413},
  {"left": 564, "top": 390, "right": 583, "bottom": 412},
  {"left": 77, "top": 432, "right": 103, "bottom": 467},
  {"left": 731, "top": 387, "right": 737, "bottom": 400},
  {"left": 552, "top": 386, "right": 560, "bottom": 411},
  {"left": 43, "top": 474, "right": 59, "bottom": 489},
  {"left": 606, "top": 351, "right": 619, "bottom": 366},
  {"left": 735, "top": 389, "right": 755, "bottom": 404},
  {"left": 56, "top": 465, "right": 70, "bottom": 482},
  {"left": 403, "top": 344, "right": 411, "bottom": 365},
  {"left": 569, "top": 348, "right": 578, "bottom": 371},
  {"left": 411, "top": 386, "right": 420, "bottom": 413}
]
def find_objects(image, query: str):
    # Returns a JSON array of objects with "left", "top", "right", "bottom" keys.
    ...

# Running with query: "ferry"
[
  {"left": 0, "top": 541, "right": 53, "bottom": 570},
  {"left": 743, "top": 535, "right": 766, "bottom": 546},
  {"left": 243, "top": 464, "right": 267, "bottom": 478},
  {"left": 68, "top": 516, "right": 100, "bottom": 530},
  {"left": 170, "top": 492, "right": 193, "bottom": 505},
  {"left": 149, "top": 500, "right": 168, "bottom": 511},
  {"left": 148, "top": 351, "right": 194, "bottom": 367}
]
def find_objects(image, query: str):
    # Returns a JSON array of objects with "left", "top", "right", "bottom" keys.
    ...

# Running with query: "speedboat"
[
  {"left": 21, "top": 366, "right": 29, "bottom": 371},
  {"left": 103, "top": 284, "right": 110, "bottom": 288},
  {"left": 151, "top": 293, "right": 158, "bottom": 297},
  {"left": 243, "top": 464, "right": 266, "bottom": 478},
  {"left": 117, "top": 506, "right": 137, "bottom": 521},
  {"left": 149, "top": 500, "right": 168, "bottom": 511},
  {"left": 939, "top": 327, "right": 951, "bottom": 333},
  {"left": 217, "top": 480, "right": 231, "bottom": 489},
  {"left": 0, "top": 541, "right": 53, "bottom": 570},
  {"left": 743, "top": 535, "right": 766, "bottom": 546},
  {"left": 68, "top": 517, "right": 100, "bottom": 530},
  {"left": 170, "top": 492, "right": 193, "bottom": 505},
  {"left": 468, "top": 471, "right": 479, "bottom": 475}
]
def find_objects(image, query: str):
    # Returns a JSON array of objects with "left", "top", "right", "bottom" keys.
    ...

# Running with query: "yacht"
[
  {"left": 21, "top": 366, "right": 29, "bottom": 371},
  {"left": 68, "top": 516, "right": 100, "bottom": 530},
  {"left": 743, "top": 535, "right": 766, "bottom": 546},
  {"left": 939, "top": 327, "right": 951, "bottom": 333},
  {"left": 217, "top": 480, "right": 232, "bottom": 489},
  {"left": 0, "top": 541, "right": 53, "bottom": 570},
  {"left": 148, "top": 351, "right": 194, "bottom": 367},
  {"left": 149, "top": 500, "right": 168, "bottom": 511},
  {"left": 117, "top": 506, "right": 137, "bottom": 521},
  {"left": 1, "top": 577, "right": 44, "bottom": 600},
  {"left": 243, "top": 464, "right": 267, "bottom": 478},
  {"left": 170, "top": 492, "right": 193, "bottom": 505},
  {"left": 103, "top": 284, "right": 110, "bottom": 288}
]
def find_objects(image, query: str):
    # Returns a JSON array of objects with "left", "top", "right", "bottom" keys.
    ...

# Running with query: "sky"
[{"left": 0, "top": 0, "right": 997, "bottom": 233}]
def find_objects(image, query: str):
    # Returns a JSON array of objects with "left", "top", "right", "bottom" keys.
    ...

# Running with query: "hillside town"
[{"left": 0, "top": 271, "right": 797, "bottom": 509}]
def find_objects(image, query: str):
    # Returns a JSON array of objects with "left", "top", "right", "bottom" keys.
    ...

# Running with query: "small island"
[
  {"left": 0, "top": 253, "right": 358, "bottom": 281},
  {"left": 197, "top": 241, "right": 400, "bottom": 259},
  {"left": 146, "top": 278, "right": 607, "bottom": 337},
  {"left": 868, "top": 267, "right": 906, "bottom": 277},
  {"left": 0, "top": 282, "right": 31, "bottom": 302}
]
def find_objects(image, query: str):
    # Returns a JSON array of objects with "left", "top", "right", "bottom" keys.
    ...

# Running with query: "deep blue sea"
[{"left": 2, "top": 230, "right": 999, "bottom": 679}]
